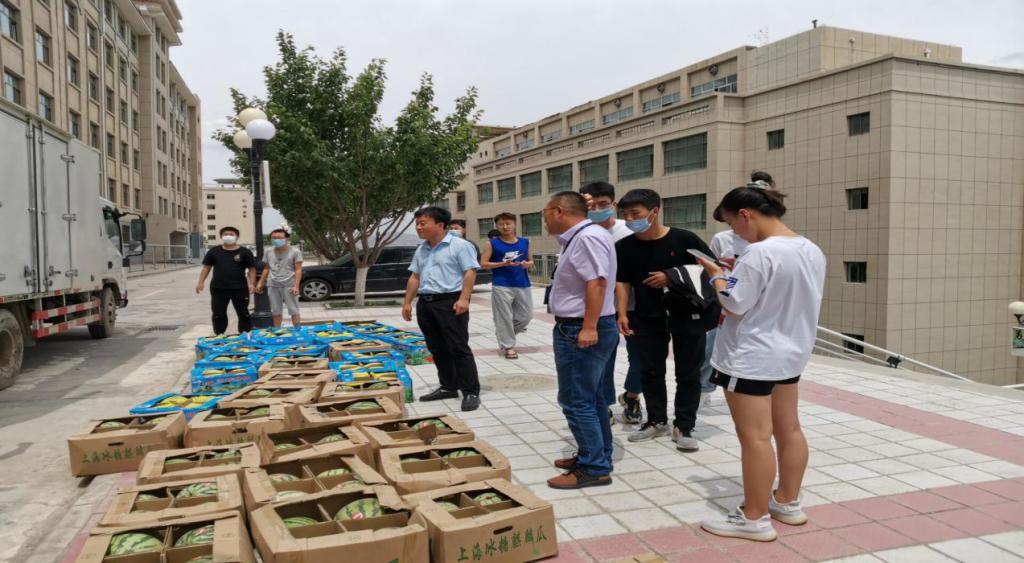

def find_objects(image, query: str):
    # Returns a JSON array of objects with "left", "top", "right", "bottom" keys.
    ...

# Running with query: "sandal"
[{"left": 504, "top": 349, "right": 519, "bottom": 360}]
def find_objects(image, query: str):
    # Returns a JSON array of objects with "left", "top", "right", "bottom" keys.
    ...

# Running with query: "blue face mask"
[
  {"left": 449, "top": 230, "right": 463, "bottom": 238},
  {"left": 625, "top": 217, "right": 651, "bottom": 233},
  {"left": 271, "top": 239, "right": 287, "bottom": 248},
  {"left": 588, "top": 208, "right": 614, "bottom": 223}
]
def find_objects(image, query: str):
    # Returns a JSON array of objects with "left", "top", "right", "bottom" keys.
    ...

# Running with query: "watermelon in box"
[
  {"left": 190, "top": 365, "right": 258, "bottom": 393},
  {"left": 336, "top": 367, "right": 414, "bottom": 403},
  {"left": 130, "top": 393, "right": 226, "bottom": 420},
  {"left": 265, "top": 343, "right": 329, "bottom": 359},
  {"left": 340, "top": 349, "right": 406, "bottom": 368},
  {"left": 195, "top": 349, "right": 266, "bottom": 371},
  {"left": 76, "top": 512, "right": 255, "bottom": 563},
  {"left": 338, "top": 320, "right": 389, "bottom": 333},
  {"left": 329, "top": 356, "right": 398, "bottom": 375},
  {"left": 195, "top": 334, "right": 247, "bottom": 359},
  {"left": 250, "top": 327, "right": 313, "bottom": 346},
  {"left": 307, "top": 327, "right": 361, "bottom": 344}
]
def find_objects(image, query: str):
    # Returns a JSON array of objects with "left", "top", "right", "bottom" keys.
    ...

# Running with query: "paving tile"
[
  {"left": 544, "top": 540, "right": 592, "bottom": 563},
  {"left": 929, "top": 506, "right": 1018, "bottom": 536},
  {"left": 821, "top": 555, "right": 885, "bottom": 562},
  {"left": 874, "top": 545, "right": 957, "bottom": 562},
  {"left": 616, "top": 471, "right": 678, "bottom": 491},
  {"left": 976, "top": 478, "right": 1024, "bottom": 501},
  {"left": 552, "top": 497, "right": 605, "bottom": 519},
  {"left": 848, "top": 476, "right": 921, "bottom": 496},
  {"left": 887, "top": 491, "right": 963, "bottom": 514},
  {"left": 576, "top": 532, "right": 646, "bottom": 560},
  {"left": 889, "top": 471, "right": 959, "bottom": 490},
  {"left": 929, "top": 537, "right": 1022, "bottom": 563},
  {"left": 781, "top": 530, "right": 863, "bottom": 561},
  {"left": 610, "top": 507, "right": 681, "bottom": 532},
  {"left": 929, "top": 465, "right": 1000, "bottom": 484},
  {"left": 829, "top": 447, "right": 888, "bottom": 463},
  {"left": 900, "top": 437, "right": 956, "bottom": 452},
  {"left": 665, "top": 547, "right": 736, "bottom": 563},
  {"left": 636, "top": 526, "right": 708, "bottom": 553},
  {"left": 971, "top": 461, "right": 1024, "bottom": 479},
  {"left": 818, "top": 464, "right": 882, "bottom": 481},
  {"left": 559, "top": 514, "right": 628, "bottom": 540},
  {"left": 831, "top": 522, "right": 916, "bottom": 552},
  {"left": 804, "top": 503, "right": 871, "bottom": 529},
  {"left": 506, "top": 454, "right": 553, "bottom": 470},
  {"left": 896, "top": 453, "right": 961, "bottom": 470},
  {"left": 882, "top": 515, "right": 969, "bottom": 543},
  {"left": 930, "top": 483, "right": 1008, "bottom": 506},
  {"left": 983, "top": 530, "right": 1024, "bottom": 557},
  {"left": 975, "top": 501, "right": 1024, "bottom": 527},
  {"left": 528, "top": 483, "right": 584, "bottom": 501},
  {"left": 806, "top": 482, "right": 875, "bottom": 503},
  {"left": 664, "top": 500, "right": 722, "bottom": 524},
  {"left": 842, "top": 497, "right": 917, "bottom": 520},
  {"left": 724, "top": 540, "right": 808, "bottom": 562},
  {"left": 686, "top": 478, "right": 743, "bottom": 499},
  {"left": 643, "top": 454, "right": 698, "bottom": 470},
  {"left": 590, "top": 492, "right": 655, "bottom": 512},
  {"left": 636, "top": 484, "right": 702, "bottom": 505}
]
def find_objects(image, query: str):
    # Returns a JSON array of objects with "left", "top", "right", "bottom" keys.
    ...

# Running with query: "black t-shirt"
[
  {"left": 616, "top": 227, "right": 713, "bottom": 318},
  {"left": 202, "top": 246, "right": 257, "bottom": 289}
]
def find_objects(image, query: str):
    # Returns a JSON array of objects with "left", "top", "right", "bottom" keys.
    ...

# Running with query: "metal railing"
[{"left": 127, "top": 244, "right": 193, "bottom": 273}]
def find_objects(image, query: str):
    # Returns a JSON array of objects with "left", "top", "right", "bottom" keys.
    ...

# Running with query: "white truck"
[{"left": 0, "top": 105, "right": 145, "bottom": 389}]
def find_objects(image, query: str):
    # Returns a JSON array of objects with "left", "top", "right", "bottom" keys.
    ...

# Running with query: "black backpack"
[{"left": 662, "top": 266, "right": 721, "bottom": 332}]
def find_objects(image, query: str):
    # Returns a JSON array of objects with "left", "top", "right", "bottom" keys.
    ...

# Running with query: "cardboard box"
[
  {"left": 218, "top": 383, "right": 322, "bottom": 412},
  {"left": 318, "top": 379, "right": 405, "bottom": 410},
  {"left": 255, "top": 369, "right": 336, "bottom": 386},
  {"left": 255, "top": 424, "right": 372, "bottom": 466},
  {"left": 97, "top": 473, "right": 244, "bottom": 528},
  {"left": 249, "top": 485, "right": 427, "bottom": 563},
  {"left": 242, "top": 453, "right": 387, "bottom": 513},
  {"left": 378, "top": 441, "right": 512, "bottom": 495},
  {"left": 406, "top": 479, "right": 557, "bottom": 563},
  {"left": 357, "top": 415, "right": 475, "bottom": 466},
  {"left": 68, "top": 413, "right": 186, "bottom": 477},
  {"left": 77, "top": 510, "right": 254, "bottom": 563},
  {"left": 298, "top": 396, "right": 403, "bottom": 429},
  {"left": 327, "top": 339, "right": 392, "bottom": 361},
  {"left": 136, "top": 443, "right": 261, "bottom": 486},
  {"left": 258, "top": 357, "right": 329, "bottom": 375},
  {"left": 184, "top": 404, "right": 294, "bottom": 448}
]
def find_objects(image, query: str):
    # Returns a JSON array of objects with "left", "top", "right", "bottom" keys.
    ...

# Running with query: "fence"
[{"left": 127, "top": 244, "right": 193, "bottom": 273}]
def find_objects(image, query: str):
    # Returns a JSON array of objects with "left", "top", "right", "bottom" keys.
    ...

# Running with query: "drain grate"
[
  {"left": 142, "top": 325, "right": 182, "bottom": 332},
  {"left": 479, "top": 373, "right": 557, "bottom": 392}
]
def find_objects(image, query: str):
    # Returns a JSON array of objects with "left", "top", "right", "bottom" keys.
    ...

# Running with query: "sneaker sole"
[
  {"left": 770, "top": 512, "right": 808, "bottom": 526},
  {"left": 627, "top": 432, "right": 669, "bottom": 443},
  {"left": 548, "top": 478, "right": 614, "bottom": 490},
  {"left": 700, "top": 524, "right": 778, "bottom": 542},
  {"left": 675, "top": 443, "right": 700, "bottom": 452}
]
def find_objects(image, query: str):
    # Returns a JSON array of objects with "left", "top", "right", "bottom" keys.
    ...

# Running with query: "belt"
[
  {"left": 418, "top": 292, "right": 461, "bottom": 302},
  {"left": 555, "top": 315, "right": 615, "bottom": 325}
]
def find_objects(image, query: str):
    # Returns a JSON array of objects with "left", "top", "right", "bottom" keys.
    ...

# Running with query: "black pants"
[
  {"left": 633, "top": 316, "right": 705, "bottom": 432},
  {"left": 416, "top": 295, "right": 480, "bottom": 395},
  {"left": 211, "top": 287, "right": 252, "bottom": 334}
]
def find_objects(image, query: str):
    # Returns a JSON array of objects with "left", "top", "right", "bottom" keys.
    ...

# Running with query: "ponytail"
[{"left": 714, "top": 185, "right": 787, "bottom": 222}]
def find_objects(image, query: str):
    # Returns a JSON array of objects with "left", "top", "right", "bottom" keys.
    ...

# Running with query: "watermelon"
[
  {"left": 347, "top": 401, "right": 380, "bottom": 412},
  {"left": 270, "top": 473, "right": 298, "bottom": 483},
  {"left": 334, "top": 479, "right": 365, "bottom": 490},
  {"left": 136, "top": 493, "right": 161, "bottom": 502},
  {"left": 175, "top": 525, "right": 215, "bottom": 546},
  {"left": 437, "top": 501, "right": 460, "bottom": 512},
  {"left": 164, "top": 457, "right": 191, "bottom": 466},
  {"left": 247, "top": 389, "right": 273, "bottom": 397},
  {"left": 207, "top": 413, "right": 232, "bottom": 420},
  {"left": 211, "top": 450, "right": 241, "bottom": 460},
  {"left": 98, "top": 421, "right": 127, "bottom": 429},
  {"left": 316, "top": 468, "right": 351, "bottom": 478},
  {"left": 186, "top": 556, "right": 214, "bottom": 563},
  {"left": 366, "top": 381, "right": 389, "bottom": 390},
  {"left": 275, "top": 490, "right": 307, "bottom": 501},
  {"left": 413, "top": 419, "right": 448, "bottom": 431},
  {"left": 283, "top": 516, "right": 318, "bottom": 528},
  {"left": 177, "top": 482, "right": 218, "bottom": 498},
  {"left": 246, "top": 406, "right": 271, "bottom": 417},
  {"left": 473, "top": 492, "right": 507, "bottom": 506},
  {"left": 443, "top": 449, "right": 477, "bottom": 458},
  {"left": 274, "top": 442, "right": 299, "bottom": 451},
  {"left": 316, "top": 433, "right": 344, "bottom": 444},
  {"left": 336, "top": 385, "right": 358, "bottom": 393},
  {"left": 108, "top": 532, "right": 162, "bottom": 555},
  {"left": 334, "top": 498, "right": 384, "bottom": 521},
  {"left": 147, "top": 416, "right": 170, "bottom": 425}
]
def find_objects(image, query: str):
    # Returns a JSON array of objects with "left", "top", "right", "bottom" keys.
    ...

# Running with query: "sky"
[{"left": 173, "top": 0, "right": 1024, "bottom": 229}]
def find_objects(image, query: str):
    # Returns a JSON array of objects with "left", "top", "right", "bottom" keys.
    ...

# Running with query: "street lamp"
[
  {"left": 1009, "top": 301, "right": 1024, "bottom": 326},
  {"left": 233, "top": 107, "right": 276, "bottom": 329}
]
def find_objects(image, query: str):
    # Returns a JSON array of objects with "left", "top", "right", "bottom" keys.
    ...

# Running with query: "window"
[
  {"left": 38, "top": 91, "right": 53, "bottom": 121},
  {"left": 104, "top": 87, "right": 113, "bottom": 112},
  {"left": 103, "top": 0, "right": 111, "bottom": 23},
  {"left": 847, "top": 112, "right": 870, "bottom": 136},
  {"left": 2, "top": 69, "right": 22, "bottom": 105},
  {"left": 520, "top": 172, "right": 541, "bottom": 198},
  {"left": 497, "top": 177, "right": 516, "bottom": 201},
  {"left": 521, "top": 212, "right": 542, "bottom": 236},
  {"left": 66, "top": 54, "right": 79, "bottom": 85},
  {"left": 206, "top": 203, "right": 215, "bottom": 210},
  {"left": 602, "top": 106, "right": 633, "bottom": 125},
  {"left": 118, "top": 56, "right": 127, "bottom": 82},
  {"left": 89, "top": 121, "right": 99, "bottom": 148},
  {"left": 579, "top": 155, "right": 609, "bottom": 185},
  {"left": 134, "top": 189, "right": 140, "bottom": 209},
  {"left": 847, "top": 187, "right": 869, "bottom": 210},
  {"left": 130, "top": 33, "right": 137, "bottom": 53},
  {"left": 476, "top": 182, "right": 493, "bottom": 204},
  {"left": 842, "top": 333, "right": 865, "bottom": 354},
  {"left": 207, "top": 224, "right": 216, "bottom": 231},
  {"left": 495, "top": 146, "right": 511, "bottom": 158},
  {"left": 767, "top": 129, "right": 785, "bottom": 150},
  {"left": 131, "top": 110, "right": 138, "bottom": 131},
  {"left": 642, "top": 91, "right": 681, "bottom": 113},
  {"left": 663, "top": 194, "right": 707, "bottom": 230},
  {"left": 477, "top": 218, "right": 492, "bottom": 238},
  {"left": 121, "top": 184, "right": 129, "bottom": 206},
  {"left": 68, "top": 110, "right": 80, "bottom": 138},
  {"left": 120, "top": 141, "right": 127, "bottom": 163},
  {"left": 103, "top": 40, "right": 113, "bottom": 68},
  {"left": 130, "top": 69, "right": 138, "bottom": 93},
  {"left": 132, "top": 149, "right": 139, "bottom": 170},
  {"left": 690, "top": 73, "right": 737, "bottom": 97},
  {"left": 515, "top": 138, "right": 534, "bottom": 151},
  {"left": 433, "top": 197, "right": 449, "bottom": 210},
  {"left": 117, "top": 16, "right": 126, "bottom": 40},
  {"left": 105, "top": 133, "right": 114, "bottom": 156},
  {"left": 844, "top": 261, "right": 867, "bottom": 284},
  {"left": 617, "top": 145, "right": 653, "bottom": 182},
  {"left": 547, "top": 164, "right": 572, "bottom": 192},
  {"left": 87, "top": 72, "right": 98, "bottom": 100},
  {"left": 569, "top": 119, "right": 595, "bottom": 135},
  {"left": 206, "top": 214, "right": 215, "bottom": 220},
  {"left": 64, "top": 1, "right": 77, "bottom": 31},
  {"left": 541, "top": 130, "right": 561, "bottom": 143},
  {"left": 0, "top": 1, "right": 18, "bottom": 42},
  {"left": 206, "top": 194, "right": 215, "bottom": 200},
  {"left": 106, "top": 178, "right": 115, "bottom": 201},
  {"left": 35, "top": 29, "right": 51, "bottom": 65},
  {"left": 456, "top": 191, "right": 466, "bottom": 212},
  {"left": 119, "top": 100, "right": 127, "bottom": 122},
  {"left": 664, "top": 133, "right": 708, "bottom": 174},
  {"left": 86, "top": 21, "right": 97, "bottom": 50}
]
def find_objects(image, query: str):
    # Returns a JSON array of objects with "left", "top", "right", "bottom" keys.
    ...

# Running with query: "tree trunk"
[{"left": 353, "top": 265, "right": 369, "bottom": 307}]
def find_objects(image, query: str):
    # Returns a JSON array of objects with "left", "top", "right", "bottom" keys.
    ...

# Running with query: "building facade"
[
  {"left": 0, "top": 0, "right": 201, "bottom": 249},
  {"left": 202, "top": 178, "right": 253, "bottom": 246},
  {"left": 447, "top": 26, "right": 1024, "bottom": 385}
]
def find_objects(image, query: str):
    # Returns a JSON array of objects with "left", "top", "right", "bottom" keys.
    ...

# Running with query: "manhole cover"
[{"left": 479, "top": 373, "right": 557, "bottom": 392}]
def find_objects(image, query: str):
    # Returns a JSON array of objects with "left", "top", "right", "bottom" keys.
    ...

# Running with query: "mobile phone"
[{"left": 686, "top": 248, "right": 726, "bottom": 267}]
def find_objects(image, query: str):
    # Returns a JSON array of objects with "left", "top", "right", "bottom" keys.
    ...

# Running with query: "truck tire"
[
  {"left": 0, "top": 309, "right": 23, "bottom": 390},
  {"left": 88, "top": 287, "right": 116, "bottom": 339}
]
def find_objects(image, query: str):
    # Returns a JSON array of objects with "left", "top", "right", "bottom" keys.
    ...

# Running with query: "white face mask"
[{"left": 222, "top": 235, "right": 237, "bottom": 245}]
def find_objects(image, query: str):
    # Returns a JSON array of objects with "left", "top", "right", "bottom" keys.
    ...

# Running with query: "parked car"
[{"left": 299, "top": 245, "right": 492, "bottom": 301}]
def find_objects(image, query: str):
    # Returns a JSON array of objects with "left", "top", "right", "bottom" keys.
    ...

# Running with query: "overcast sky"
[{"left": 174, "top": 0, "right": 1023, "bottom": 227}]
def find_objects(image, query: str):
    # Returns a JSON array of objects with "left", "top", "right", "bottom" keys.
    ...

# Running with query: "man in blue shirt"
[{"left": 402, "top": 206, "right": 483, "bottom": 411}]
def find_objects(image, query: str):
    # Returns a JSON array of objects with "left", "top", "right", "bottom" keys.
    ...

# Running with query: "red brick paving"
[
  {"left": 803, "top": 503, "right": 870, "bottom": 529},
  {"left": 842, "top": 497, "right": 918, "bottom": 520},
  {"left": 887, "top": 490, "right": 964, "bottom": 514},
  {"left": 778, "top": 530, "right": 862, "bottom": 560},
  {"left": 930, "top": 483, "right": 1009, "bottom": 506},
  {"left": 831, "top": 522, "right": 917, "bottom": 551},
  {"left": 883, "top": 514, "right": 970, "bottom": 543},
  {"left": 930, "top": 507, "right": 1019, "bottom": 536}
]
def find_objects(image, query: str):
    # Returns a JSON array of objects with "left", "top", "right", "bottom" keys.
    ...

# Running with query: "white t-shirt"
[
  {"left": 709, "top": 230, "right": 750, "bottom": 259},
  {"left": 710, "top": 236, "right": 826, "bottom": 381},
  {"left": 607, "top": 219, "right": 633, "bottom": 242}
]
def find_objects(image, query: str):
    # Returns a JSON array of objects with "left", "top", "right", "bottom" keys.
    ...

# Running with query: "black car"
[{"left": 299, "top": 245, "right": 491, "bottom": 301}]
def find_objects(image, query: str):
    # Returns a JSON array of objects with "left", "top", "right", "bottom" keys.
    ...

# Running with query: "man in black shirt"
[
  {"left": 615, "top": 189, "right": 717, "bottom": 452},
  {"left": 196, "top": 226, "right": 258, "bottom": 334}
]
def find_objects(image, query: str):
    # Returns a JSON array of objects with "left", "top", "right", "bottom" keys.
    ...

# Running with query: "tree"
[{"left": 215, "top": 32, "right": 480, "bottom": 305}]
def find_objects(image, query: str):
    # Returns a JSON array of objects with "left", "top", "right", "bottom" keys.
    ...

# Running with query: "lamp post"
[{"left": 233, "top": 108, "right": 277, "bottom": 329}]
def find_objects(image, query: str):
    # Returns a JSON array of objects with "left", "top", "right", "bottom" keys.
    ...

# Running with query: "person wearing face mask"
[
  {"left": 448, "top": 219, "right": 481, "bottom": 262},
  {"left": 614, "top": 189, "right": 718, "bottom": 452},
  {"left": 256, "top": 228, "right": 303, "bottom": 327},
  {"left": 196, "top": 226, "right": 258, "bottom": 334}
]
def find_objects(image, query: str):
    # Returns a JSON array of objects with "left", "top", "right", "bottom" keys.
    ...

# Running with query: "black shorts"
[{"left": 711, "top": 370, "right": 800, "bottom": 397}]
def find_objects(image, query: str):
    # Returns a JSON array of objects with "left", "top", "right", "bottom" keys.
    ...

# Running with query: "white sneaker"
[
  {"left": 768, "top": 492, "right": 808, "bottom": 525},
  {"left": 627, "top": 421, "right": 669, "bottom": 442},
  {"left": 701, "top": 507, "right": 778, "bottom": 542},
  {"left": 671, "top": 427, "right": 699, "bottom": 452},
  {"left": 698, "top": 391, "right": 713, "bottom": 412}
]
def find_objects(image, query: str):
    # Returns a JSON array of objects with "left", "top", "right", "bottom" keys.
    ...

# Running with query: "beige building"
[
  {"left": 0, "top": 0, "right": 201, "bottom": 248},
  {"left": 202, "top": 178, "right": 253, "bottom": 245},
  {"left": 447, "top": 26, "right": 1024, "bottom": 385}
]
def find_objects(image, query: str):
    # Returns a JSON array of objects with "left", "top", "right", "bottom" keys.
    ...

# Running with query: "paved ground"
[{"left": 3, "top": 269, "right": 1023, "bottom": 562}]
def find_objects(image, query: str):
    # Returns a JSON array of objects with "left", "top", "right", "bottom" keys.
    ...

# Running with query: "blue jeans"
[
  {"left": 699, "top": 328, "right": 718, "bottom": 393},
  {"left": 554, "top": 315, "right": 618, "bottom": 476}
]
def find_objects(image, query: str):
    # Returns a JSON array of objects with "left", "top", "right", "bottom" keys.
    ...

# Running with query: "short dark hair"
[
  {"left": 219, "top": 226, "right": 240, "bottom": 237},
  {"left": 487, "top": 229, "right": 501, "bottom": 239},
  {"left": 580, "top": 181, "right": 615, "bottom": 200},
  {"left": 750, "top": 170, "right": 775, "bottom": 187},
  {"left": 449, "top": 219, "right": 467, "bottom": 228},
  {"left": 549, "top": 191, "right": 588, "bottom": 217},
  {"left": 414, "top": 206, "right": 451, "bottom": 228},
  {"left": 493, "top": 212, "right": 516, "bottom": 223},
  {"left": 715, "top": 186, "right": 788, "bottom": 221},
  {"left": 269, "top": 228, "right": 289, "bottom": 238},
  {"left": 618, "top": 188, "right": 661, "bottom": 210}
]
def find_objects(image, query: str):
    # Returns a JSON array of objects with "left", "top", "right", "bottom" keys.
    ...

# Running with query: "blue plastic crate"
[
  {"left": 190, "top": 366, "right": 258, "bottom": 393},
  {"left": 329, "top": 357, "right": 399, "bottom": 375},
  {"left": 340, "top": 349, "right": 407, "bottom": 368},
  {"left": 250, "top": 327, "right": 314, "bottom": 346},
  {"left": 307, "top": 329, "right": 362, "bottom": 345},
  {"left": 130, "top": 392, "right": 226, "bottom": 420},
  {"left": 194, "top": 334, "right": 248, "bottom": 359},
  {"left": 194, "top": 350, "right": 267, "bottom": 371},
  {"left": 298, "top": 321, "right": 343, "bottom": 333},
  {"left": 335, "top": 366, "right": 414, "bottom": 402},
  {"left": 338, "top": 320, "right": 390, "bottom": 333},
  {"left": 265, "top": 343, "right": 329, "bottom": 359}
]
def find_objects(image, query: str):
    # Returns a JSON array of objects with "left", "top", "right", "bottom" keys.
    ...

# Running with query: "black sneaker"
[
  {"left": 461, "top": 394, "right": 480, "bottom": 412},
  {"left": 420, "top": 388, "right": 459, "bottom": 402},
  {"left": 618, "top": 392, "right": 643, "bottom": 424}
]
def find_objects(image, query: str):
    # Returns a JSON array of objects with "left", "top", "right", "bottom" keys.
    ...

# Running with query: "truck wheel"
[
  {"left": 0, "top": 309, "right": 23, "bottom": 390},
  {"left": 88, "top": 287, "right": 116, "bottom": 339}
]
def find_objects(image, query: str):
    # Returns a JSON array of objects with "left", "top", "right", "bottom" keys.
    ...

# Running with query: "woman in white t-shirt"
[{"left": 694, "top": 186, "right": 826, "bottom": 542}]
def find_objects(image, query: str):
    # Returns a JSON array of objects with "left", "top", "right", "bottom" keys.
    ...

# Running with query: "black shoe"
[
  {"left": 461, "top": 394, "right": 480, "bottom": 412},
  {"left": 420, "top": 388, "right": 459, "bottom": 402},
  {"left": 618, "top": 392, "right": 643, "bottom": 425}
]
